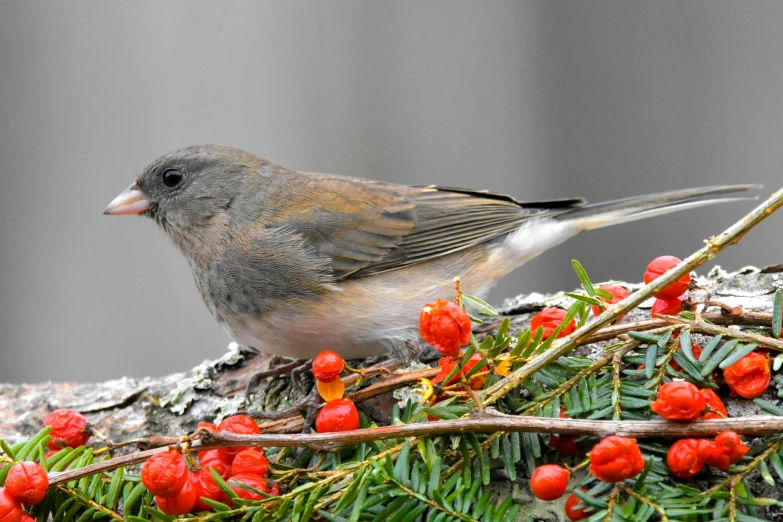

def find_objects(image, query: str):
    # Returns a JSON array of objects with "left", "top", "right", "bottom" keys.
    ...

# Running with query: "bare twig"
[
  {"left": 47, "top": 414, "right": 783, "bottom": 486},
  {"left": 662, "top": 315, "right": 783, "bottom": 351}
]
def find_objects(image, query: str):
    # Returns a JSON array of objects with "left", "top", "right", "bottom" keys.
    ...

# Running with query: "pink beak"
[{"left": 103, "top": 184, "right": 151, "bottom": 215}]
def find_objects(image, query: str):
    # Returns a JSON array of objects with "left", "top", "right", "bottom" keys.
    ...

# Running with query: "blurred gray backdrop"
[{"left": 1, "top": 1, "right": 782, "bottom": 383}]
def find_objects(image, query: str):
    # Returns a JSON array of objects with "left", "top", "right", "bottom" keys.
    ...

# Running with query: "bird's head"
[{"left": 104, "top": 145, "right": 266, "bottom": 243}]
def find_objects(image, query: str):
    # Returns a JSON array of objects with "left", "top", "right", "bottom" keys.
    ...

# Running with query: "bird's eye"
[{"left": 161, "top": 169, "right": 184, "bottom": 187}]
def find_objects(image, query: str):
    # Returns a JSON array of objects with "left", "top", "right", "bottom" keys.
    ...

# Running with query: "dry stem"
[{"left": 48, "top": 414, "right": 783, "bottom": 486}]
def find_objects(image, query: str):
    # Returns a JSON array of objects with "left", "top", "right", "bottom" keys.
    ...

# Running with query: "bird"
[{"left": 104, "top": 145, "right": 757, "bottom": 362}]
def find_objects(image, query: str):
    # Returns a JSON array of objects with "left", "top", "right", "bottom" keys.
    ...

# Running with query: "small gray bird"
[{"left": 104, "top": 145, "right": 755, "bottom": 361}]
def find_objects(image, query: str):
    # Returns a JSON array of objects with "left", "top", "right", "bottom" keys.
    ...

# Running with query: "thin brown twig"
[
  {"left": 662, "top": 315, "right": 783, "bottom": 351},
  {"left": 47, "top": 414, "right": 783, "bottom": 486}
]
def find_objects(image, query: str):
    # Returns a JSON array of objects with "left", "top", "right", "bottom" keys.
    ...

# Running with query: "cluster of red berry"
[
  {"left": 667, "top": 431, "right": 749, "bottom": 479},
  {"left": 312, "top": 350, "right": 361, "bottom": 433},
  {"left": 647, "top": 379, "right": 753, "bottom": 479},
  {"left": 529, "top": 435, "right": 646, "bottom": 520},
  {"left": 0, "top": 409, "right": 92, "bottom": 522},
  {"left": 420, "top": 298, "right": 489, "bottom": 412},
  {"left": 141, "top": 415, "right": 275, "bottom": 515}
]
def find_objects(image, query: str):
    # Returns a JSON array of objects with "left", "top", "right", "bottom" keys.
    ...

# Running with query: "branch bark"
[{"left": 48, "top": 412, "right": 783, "bottom": 486}]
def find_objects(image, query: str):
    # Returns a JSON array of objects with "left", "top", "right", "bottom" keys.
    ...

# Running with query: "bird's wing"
[{"left": 269, "top": 174, "right": 584, "bottom": 280}]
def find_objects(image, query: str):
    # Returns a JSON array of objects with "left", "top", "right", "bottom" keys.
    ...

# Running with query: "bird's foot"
[{"left": 244, "top": 357, "right": 308, "bottom": 400}]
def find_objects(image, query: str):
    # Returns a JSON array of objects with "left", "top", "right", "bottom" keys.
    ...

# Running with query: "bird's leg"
[
  {"left": 246, "top": 359, "right": 314, "bottom": 420},
  {"left": 301, "top": 389, "right": 324, "bottom": 434},
  {"left": 290, "top": 360, "right": 314, "bottom": 389},
  {"left": 244, "top": 356, "right": 306, "bottom": 399}
]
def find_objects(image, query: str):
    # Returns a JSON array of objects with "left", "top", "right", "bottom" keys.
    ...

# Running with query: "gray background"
[{"left": 1, "top": 1, "right": 781, "bottom": 383}]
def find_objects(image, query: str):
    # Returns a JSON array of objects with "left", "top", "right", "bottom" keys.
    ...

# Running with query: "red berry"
[
  {"left": 217, "top": 415, "right": 260, "bottom": 435},
  {"left": 651, "top": 296, "right": 684, "bottom": 317},
  {"left": 5, "top": 462, "right": 48, "bottom": 505},
  {"left": 312, "top": 350, "right": 345, "bottom": 383},
  {"left": 530, "top": 464, "right": 569, "bottom": 501},
  {"left": 197, "top": 450, "right": 231, "bottom": 479},
  {"left": 705, "top": 431, "right": 750, "bottom": 470},
  {"left": 156, "top": 479, "right": 197, "bottom": 516},
  {"left": 228, "top": 473, "right": 268, "bottom": 503},
  {"left": 43, "top": 409, "right": 90, "bottom": 450},
  {"left": 419, "top": 298, "right": 472, "bottom": 357},
  {"left": 650, "top": 381, "right": 707, "bottom": 421},
  {"left": 20, "top": 514, "right": 35, "bottom": 522},
  {"left": 141, "top": 450, "right": 188, "bottom": 498},
  {"left": 216, "top": 415, "right": 261, "bottom": 460},
  {"left": 699, "top": 389, "right": 727, "bottom": 419},
  {"left": 723, "top": 352, "right": 771, "bottom": 399},
  {"left": 591, "top": 285, "right": 630, "bottom": 318},
  {"left": 0, "top": 489, "right": 23, "bottom": 522},
  {"left": 315, "top": 399, "right": 360, "bottom": 433},
  {"left": 666, "top": 439, "right": 714, "bottom": 479},
  {"left": 644, "top": 256, "right": 690, "bottom": 300},
  {"left": 190, "top": 468, "right": 224, "bottom": 512},
  {"left": 231, "top": 449, "right": 269, "bottom": 477},
  {"left": 197, "top": 422, "right": 217, "bottom": 432},
  {"left": 530, "top": 308, "right": 575, "bottom": 339},
  {"left": 564, "top": 489, "right": 592, "bottom": 521},
  {"left": 589, "top": 436, "right": 645, "bottom": 482}
]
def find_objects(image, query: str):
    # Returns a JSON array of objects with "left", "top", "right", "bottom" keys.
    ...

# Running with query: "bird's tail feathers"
[{"left": 559, "top": 185, "right": 760, "bottom": 231}]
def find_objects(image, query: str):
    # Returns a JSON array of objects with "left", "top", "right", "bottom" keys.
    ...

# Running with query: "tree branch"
[{"left": 48, "top": 413, "right": 783, "bottom": 486}]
